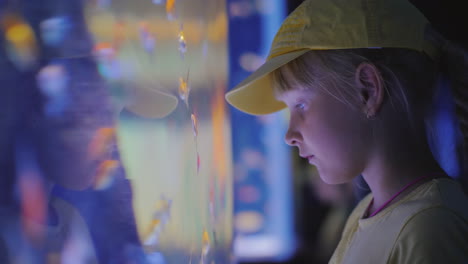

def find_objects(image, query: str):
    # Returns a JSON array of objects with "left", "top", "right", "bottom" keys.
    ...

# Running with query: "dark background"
[{"left": 287, "top": 0, "right": 468, "bottom": 49}]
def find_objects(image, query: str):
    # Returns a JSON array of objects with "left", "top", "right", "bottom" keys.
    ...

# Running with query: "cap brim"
[
  {"left": 226, "top": 49, "right": 309, "bottom": 115},
  {"left": 117, "top": 82, "right": 178, "bottom": 119}
]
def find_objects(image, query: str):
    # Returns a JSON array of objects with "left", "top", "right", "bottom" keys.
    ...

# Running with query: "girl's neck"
[{"left": 362, "top": 146, "right": 447, "bottom": 214}]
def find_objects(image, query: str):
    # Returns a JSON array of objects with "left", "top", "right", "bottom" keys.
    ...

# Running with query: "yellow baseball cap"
[{"left": 225, "top": 0, "right": 438, "bottom": 115}]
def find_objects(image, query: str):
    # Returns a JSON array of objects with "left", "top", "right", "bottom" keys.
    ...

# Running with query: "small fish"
[
  {"left": 178, "top": 77, "right": 188, "bottom": 101},
  {"left": 2, "top": 14, "right": 38, "bottom": 70},
  {"left": 145, "top": 196, "right": 172, "bottom": 246},
  {"left": 150, "top": 219, "right": 161, "bottom": 228},
  {"left": 178, "top": 25, "right": 187, "bottom": 58},
  {"left": 94, "top": 42, "right": 122, "bottom": 80},
  {"left": 93, "top": 160, "right": 119, "bottom": 190},
  {"left": 191, "top": 114, "right": 198, "bottom": 138},
  {"left": 152, "top": 196, "right": 172, "bottom": 222},
  {"left": 178, "top": 70, "right": 190, "bottom": 107},
  {"left": 200, "top": 229, "right": 211, "bottom": 264},
  {"left": 144, "top": 219, "right": 162, "bottom": 246},
  {"left": 202, "top": 229, "right": 210, "bottom": 253},
  {"left": 94, "top": 42, "right": 116, "bottom": 61},
  {"left": 88, "top": 127, "right": 116, "bottom": 160},
  {"left": 166, "top": 0, "right": 176, "bottom": 20}
]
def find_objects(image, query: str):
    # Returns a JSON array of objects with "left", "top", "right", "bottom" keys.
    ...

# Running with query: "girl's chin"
[{"left": 318, "top": 172, "right": 353, "bottom": 185}]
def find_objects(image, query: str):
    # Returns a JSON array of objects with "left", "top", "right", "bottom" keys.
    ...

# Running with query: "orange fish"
[
  {"left": 178, "top": 70, "right": 190, "bottom": 107},
  {"left": 166, "top": 0, "right": 176, "bottom": 20},
  {"left": 153, "top": 196, "right": 172, "bottom": 218},
  {"left": 93, "top": 42, "right": 116, "bottom": 62},
  {"left": 145, "top": 196, "right": 172, "bottom": 246},
  {"left": 179, "top": 77, "right": 189, "bottom": 101},
  {"left": 178, "top": 27, "right": 187, "bottom": 57},
  {"left": 202, "top": 229, "right": 210, "bottom": 247},
  {"left": 191, "top": 114, "right": 198, "bottom": 137},
  {"left": 88, "top": 127, "right": 116, "bottom": 160},
  {"left": 93, "top": 160, "right": 119, "bottom": 190},
  {"left": 200, "top": 229, "right": 211, "bottom": 264},
  {"left": 2, "top": 14, "right": 38, "bottom": 70},
  {"left": 147, "top": 219, "right": 161, "bottom": 234},
  {"left": 144, "top": 219, "right": 162, "bottom": 246}
]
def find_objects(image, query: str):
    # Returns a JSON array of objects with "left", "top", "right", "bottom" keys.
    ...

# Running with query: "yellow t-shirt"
[{"left": 329, "top": 178, "right": 468, "bottom": 264}]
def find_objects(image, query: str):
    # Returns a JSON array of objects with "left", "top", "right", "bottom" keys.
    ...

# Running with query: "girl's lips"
[{"left": 306, "top": 155, "right": 315, "bottom": 163}]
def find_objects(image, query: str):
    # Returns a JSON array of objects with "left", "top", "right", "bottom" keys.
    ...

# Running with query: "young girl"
[{"left": 226, "top": 0, "right": 468, "bottom": 263}]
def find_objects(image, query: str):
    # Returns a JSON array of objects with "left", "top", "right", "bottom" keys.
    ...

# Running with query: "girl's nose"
[{"left": 285, "top": 127, "right": 301, "bottom": 146}]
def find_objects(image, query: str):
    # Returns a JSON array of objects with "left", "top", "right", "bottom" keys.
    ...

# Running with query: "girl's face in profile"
[{"left": 276, "top": 75, "right": 371, "bottom": 184}]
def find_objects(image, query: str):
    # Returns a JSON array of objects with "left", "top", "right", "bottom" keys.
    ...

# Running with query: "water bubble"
[
  {"left": 37, "top": 63, "right": 70, "bottom": 117},
  {"left": 37, "top": 64, "right": 68, "bottom": 98},
  {"left": 40, "top": 16, "right": 71, "bottom": 46}
]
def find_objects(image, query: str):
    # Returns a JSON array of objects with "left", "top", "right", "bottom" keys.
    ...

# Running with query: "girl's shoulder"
[
  {"left": 399, "top": 177, "right": 468, "bottom": 236},
  {"left": 390, "top": 203, "right": 468, "bottom": 263},
  {"left": 342, "top": 177, "right": 468, "bottom": 235},
  {"left": 401, "top": 177, "right": 468, "bottom": 220}
]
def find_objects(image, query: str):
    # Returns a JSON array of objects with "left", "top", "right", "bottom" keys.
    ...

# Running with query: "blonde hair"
[{"left": 273, "top": 27, "right": 468, "bottom": 178}]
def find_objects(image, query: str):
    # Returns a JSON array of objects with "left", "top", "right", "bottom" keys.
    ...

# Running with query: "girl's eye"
[{"left": 295, "top": 103, "right": 306, "bottom": 111}]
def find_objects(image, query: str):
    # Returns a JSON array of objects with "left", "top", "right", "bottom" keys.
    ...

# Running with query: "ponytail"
[{"left": 427, "top": 26, "right": 468, "bottom": 189}]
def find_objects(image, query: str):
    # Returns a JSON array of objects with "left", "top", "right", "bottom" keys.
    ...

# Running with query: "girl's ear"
[{"left": 354, "top": 62, "right": 385, "bottom": 117}]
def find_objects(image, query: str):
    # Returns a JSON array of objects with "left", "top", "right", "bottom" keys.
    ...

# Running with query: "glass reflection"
[{"left": 0, "top": 0, "right": 231, "bottom": 263}]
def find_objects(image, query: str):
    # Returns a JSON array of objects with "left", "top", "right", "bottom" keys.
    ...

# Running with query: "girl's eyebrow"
[{"left": 294, "top": 89, "right": 315, "bottom": 101}]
